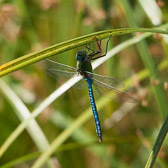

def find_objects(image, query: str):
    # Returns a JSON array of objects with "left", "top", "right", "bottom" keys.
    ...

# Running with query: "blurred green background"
[{"left": 0, "top": 0, "right": 168, "bottom": 168}]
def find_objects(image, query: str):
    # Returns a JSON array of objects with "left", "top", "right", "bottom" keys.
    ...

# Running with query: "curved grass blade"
[
  {"left": 148, "top": 115, "right": 168, "bottom": 168},
  {"left": 145, "top": 152, "right": 153, "bottom": 168},
  {"left": 0, "top": 152, "right": 41, "bottom": 168},
  {"left": 0, "top": 27, "right": 168, "bottom": 77}
]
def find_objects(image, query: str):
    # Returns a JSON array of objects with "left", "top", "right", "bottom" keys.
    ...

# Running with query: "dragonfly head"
[{"left": 75, "top": 50, "right": 87, "bottom": 62}]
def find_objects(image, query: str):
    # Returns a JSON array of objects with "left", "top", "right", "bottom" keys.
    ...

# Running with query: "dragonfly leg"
[
  {"left": 90, "top": 35, "right": 112, "bottom": 60},
  {"left": 87, "top": 38, "right": 102, "bottom": 60},
  {"left": 86, "top": 43, "right": 95, "bottom": 55}
]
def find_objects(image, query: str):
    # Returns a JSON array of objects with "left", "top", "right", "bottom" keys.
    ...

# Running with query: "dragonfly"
[{"left": 45, "top": 37, "right": 136, "bottom": 142}]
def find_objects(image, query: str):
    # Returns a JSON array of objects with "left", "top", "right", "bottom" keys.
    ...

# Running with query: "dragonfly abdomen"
[{"left": 84, "top": 77, "right": 102, "bottom": 142}]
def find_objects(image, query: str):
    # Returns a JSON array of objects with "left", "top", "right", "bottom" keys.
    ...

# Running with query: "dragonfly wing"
[
  {"left": 86, "top": 71, "right": 125, "bottom": 89},
  {"left": 47, "top": 69, "right": 77, "bottom": 79},
  {"left": 46, "top": 59, "right": 77, "bottom": 72},
  {"left": 92, "top": 78, "right": 136, "bottom": 103},
  {"left": 45, "top": 59, "right": 78, "bottom": 79},
  {"left": 74, "top": 80, "right": 87, "bottom": 89},
  {"left": 45, "top": 60, "right": 87, "bottom": 90}
]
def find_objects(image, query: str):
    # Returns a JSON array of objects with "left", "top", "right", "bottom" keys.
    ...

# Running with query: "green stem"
[{"left": 0, "top": 28, "right": 168, "bottom": 77}]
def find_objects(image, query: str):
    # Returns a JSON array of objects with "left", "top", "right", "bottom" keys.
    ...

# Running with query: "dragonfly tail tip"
[{"left": 99, "top": 137, "right": 102, "bottom": 143}]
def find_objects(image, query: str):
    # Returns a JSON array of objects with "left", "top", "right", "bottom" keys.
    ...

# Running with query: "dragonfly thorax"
[
  {"left": 75, "top": 50, "right": 88, "bottom": 62},
  {"left": 76, "top": 51, "right": 93, "bottom": 74}
]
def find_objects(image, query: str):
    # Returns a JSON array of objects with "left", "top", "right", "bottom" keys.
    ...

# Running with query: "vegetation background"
[{"left": 0, "top": 0, "right": 168, "bottom": 168}]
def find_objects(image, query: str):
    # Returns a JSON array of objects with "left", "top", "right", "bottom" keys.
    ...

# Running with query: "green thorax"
[{"left": 76, "top": 50, "right": 93, "bottom": 73}]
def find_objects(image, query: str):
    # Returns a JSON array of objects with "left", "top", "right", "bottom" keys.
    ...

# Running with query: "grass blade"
[
  {"left": 149, "top": 115, "right": 168, "bottom": 168},
  {"left": 0, "top": 28, "right": 168, "bottom": 78}
]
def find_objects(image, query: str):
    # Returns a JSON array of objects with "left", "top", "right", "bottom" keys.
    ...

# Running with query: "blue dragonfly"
[{"left": 45, "top": 37, "right": 136, "bottom": 142}]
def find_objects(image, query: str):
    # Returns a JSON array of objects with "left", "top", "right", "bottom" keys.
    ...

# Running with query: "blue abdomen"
[{"left": 84, "top": 77, "right": 102, "bottom": 142}]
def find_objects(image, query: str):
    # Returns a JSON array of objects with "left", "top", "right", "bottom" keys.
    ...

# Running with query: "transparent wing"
[
  {"left": 45, "top": 60, "right": 125, "bottom": 88},
  {"left": 45, "top": 59, "right": 87, "bottom": 89},
  {"left": 92, "top": 78, "right": 136, "bottom": 103},
  {"left": 85, "top": 71, "right": 125, "bottom": 89},
  {"left": 84, "top": 71, "right": 136, "bottom": 103},
  {"left": 47, "top": 69, "right": 77, "bottom": 79},
  {"left": 46, "top": 59, "right": 77, "bottom": 72},
  {"left": 45, "top": 59, "right": 78, "bottom": 79}
]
